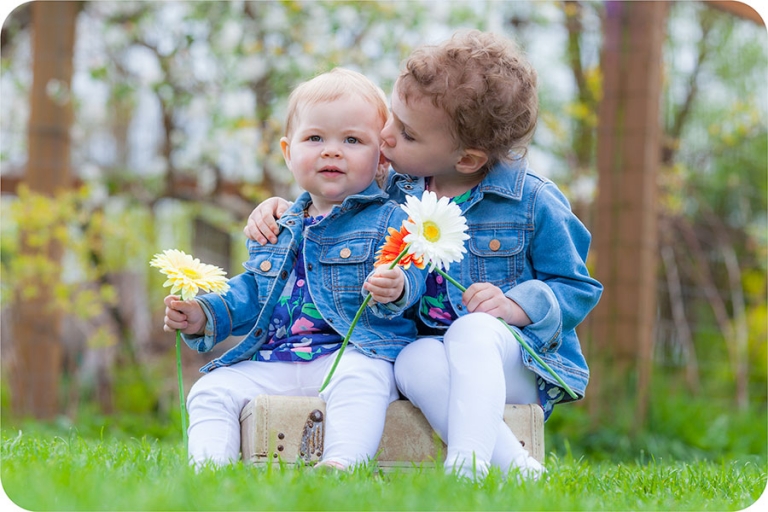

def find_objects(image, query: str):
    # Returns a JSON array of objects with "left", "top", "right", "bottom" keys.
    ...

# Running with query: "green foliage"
[
  {"left": 1, "top": 429, "right": 764, "bottom": 511},
  {"left": 1, "top": 186, "right": 154, "bottom": 344},
  {"left": 546, "top": 375, "right": 768, "bottom": 465},
  {"left": 664, "top": 3, "right": 767, "bottom": 227}
]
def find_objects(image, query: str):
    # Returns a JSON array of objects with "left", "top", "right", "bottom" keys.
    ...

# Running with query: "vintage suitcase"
[{"left": 240, "top": 395, "right": 544, "bottom": 469}]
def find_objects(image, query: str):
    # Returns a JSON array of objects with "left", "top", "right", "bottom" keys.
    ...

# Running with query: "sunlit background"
[{"left": 1, "top": 1, "right": 765, "bottom": 461}]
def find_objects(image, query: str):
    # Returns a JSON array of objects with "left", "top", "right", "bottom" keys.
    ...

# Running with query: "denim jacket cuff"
[
  {"left": 506, "top": 280, "right": 562, "bottom": 352},
  {"left": 179, "top": 299, "right": 217, "bottom": 353},
  {"left": 191, "top": 294, "right": 232, "bottom": 351},
  {"left": 366, "top": 267, "right": 421, "bottom": 318}
]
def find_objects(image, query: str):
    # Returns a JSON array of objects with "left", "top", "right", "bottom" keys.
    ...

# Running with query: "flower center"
[
  {"left": 423, "top": 221, "right": 440, "bottom": 243},
  {"left": 181, "top": 267, "right": 202, "bottom": 280}
]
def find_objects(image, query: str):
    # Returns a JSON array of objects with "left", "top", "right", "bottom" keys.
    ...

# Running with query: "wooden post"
[
  {"left": 587, "top": 1, "right": 668, "bottom": 427},
  {"left": 10, "top": 1, "right": 78, "bottom": 419}
]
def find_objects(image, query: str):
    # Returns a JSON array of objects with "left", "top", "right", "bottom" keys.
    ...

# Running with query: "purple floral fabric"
[{"left": 255, "top": 215, "right": 342, "bottom": 362}]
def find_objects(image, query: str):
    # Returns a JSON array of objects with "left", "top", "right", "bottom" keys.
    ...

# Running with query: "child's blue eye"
[
  {"left": 308, "top": 135, "right": 322, "bottom": 142},
  {"left": 401, "top": 130, "right": 415, "bottom": 142},
  {"left": 345, "top": 136, "right": 360, "bottom": 144}
]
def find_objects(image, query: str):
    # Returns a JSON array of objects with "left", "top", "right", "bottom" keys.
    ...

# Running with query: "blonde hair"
[
  {"left": 284, "top": 68, "right": 389, "bottom": 138},
  {"left": 398, "top": 30, "right": 538, "bottom": 172},
  {"left": 284, "top": 68, "right": 390, "bottom": 187}
]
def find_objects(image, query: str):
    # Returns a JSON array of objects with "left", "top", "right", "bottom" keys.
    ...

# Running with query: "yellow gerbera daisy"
[
  {"left": 401, "top": 191, "right": 469, "bottom": 271},
  {"left": 150, "top": 249, "right": 229, "bottom": 300}
]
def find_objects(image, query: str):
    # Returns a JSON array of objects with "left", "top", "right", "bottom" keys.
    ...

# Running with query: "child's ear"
[
  {"left": 377, "top": 151, "right": 391, "bottom": 177},
  {"left": 374, "top": 152, "right": 390, "bottom": 189},
  {"left": 280, "top": 137, "right": 291, "bottom": 167},
  {"left": 455, "top": 149, "right": 489, "bottom": 175}
]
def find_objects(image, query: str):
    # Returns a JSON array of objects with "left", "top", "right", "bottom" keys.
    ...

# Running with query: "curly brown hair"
[{"left": 398, "top": 30, "right": 538, "bottom": 172}]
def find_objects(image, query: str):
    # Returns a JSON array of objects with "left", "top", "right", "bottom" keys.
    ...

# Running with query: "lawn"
[{"left": 1, "top": 428, "right": 765, "bottom": 511}]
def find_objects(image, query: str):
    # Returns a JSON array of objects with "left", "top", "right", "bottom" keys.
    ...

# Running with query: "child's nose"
[
  {"left": 380, "top": 122, "right": 395, "bottom": 147},
  {"left": 321, "top": 144, "right": 342, "bottom": 157}
]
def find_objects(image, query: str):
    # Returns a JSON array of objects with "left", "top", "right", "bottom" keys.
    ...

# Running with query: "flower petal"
[
  {"left": 400, "top": 191, "right": 469, "bottom": 271},
  {"left": 150, "top": 249, "right": 230, "bottom": 300}
]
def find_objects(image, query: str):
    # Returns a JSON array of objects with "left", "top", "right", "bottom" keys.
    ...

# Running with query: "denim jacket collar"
[
  {"left": 389, "top": 157, "right": 531, "bottom": 203},
  {"left": 279, "top": 182, "right": 389, "bottom": 225},
  {"left": 475, "top": 157, "right": 529, "bottom": 201}
]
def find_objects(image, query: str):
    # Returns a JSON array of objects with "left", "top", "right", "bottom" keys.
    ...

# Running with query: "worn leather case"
[{"left": 240, "top": 395, "right": 544, "bottom": 469}]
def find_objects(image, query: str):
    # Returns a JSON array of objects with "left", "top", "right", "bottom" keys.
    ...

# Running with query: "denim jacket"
[
  {"left": 386, "top": 159, "right": 603, "bottom": 401},
  {"left": 185, "top": 182, "right": 426, "bottom": 373}
]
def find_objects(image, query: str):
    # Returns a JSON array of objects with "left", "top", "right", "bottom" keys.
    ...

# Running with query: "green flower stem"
[
  {"left": 433, "top": 267, "right": 578, "bottom": 400},
  {"left": 319, "top": 247, "right": 410, "bottom": 393},
  {"left": 176, "top": 330, "right": 189, "bottom": 448}
]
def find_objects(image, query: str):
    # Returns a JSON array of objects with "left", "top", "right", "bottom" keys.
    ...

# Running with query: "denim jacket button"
[
  {"left": 339, "top": 248, "right": 352, "bottom": 259},
  {"left": 280, "top": 270, "right": 288, "bottom": 279},
  {"left": 307, "top": 263, "right": 313, "bottom": 270},
  {"left": 489, "top": 239, "right": 501, "bottom": 251},
  {"left": 259, "top": 260, "right": 272, "bottom": 272}
]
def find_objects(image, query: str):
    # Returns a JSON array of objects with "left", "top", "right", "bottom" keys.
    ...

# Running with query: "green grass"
[{"left": 1, "top": 429, "right": 765, "bottom": 511}]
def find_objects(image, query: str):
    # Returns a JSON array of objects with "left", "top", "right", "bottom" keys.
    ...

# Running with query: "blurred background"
[{"left": 1, "top": 1, "right": 765, "bottom": 462}]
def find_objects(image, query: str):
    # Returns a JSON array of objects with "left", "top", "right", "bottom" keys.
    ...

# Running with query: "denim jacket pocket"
[
  {"left": 467, "top": 227, "right": 527, "bottom": 286},
  {"left": 243, "top": 246, "right": 288, "bottom": 303},
  {"left": 318, "top": 238, "right": 376, "bottom": 293}
]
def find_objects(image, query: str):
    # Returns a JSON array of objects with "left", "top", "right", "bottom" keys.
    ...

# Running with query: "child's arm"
[
  {"left": 525, "top": 184, "right": 603, "bottom": 332},
  {"left": 244, "top": 196, "right": 292, "bottom": 245},
  {"left": 163, "top": 294, "right": 206, "bottom": 336},
  {"left": 363, "top": 267, "right": 406, "bottom": 304}
]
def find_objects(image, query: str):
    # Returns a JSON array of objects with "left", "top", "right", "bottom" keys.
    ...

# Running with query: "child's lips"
[
  {"left": 380, "top": 147, "right": 393, "bottom": 164},
  {"left": 319, "top": 167, "right": 344, "bottom": 175}
]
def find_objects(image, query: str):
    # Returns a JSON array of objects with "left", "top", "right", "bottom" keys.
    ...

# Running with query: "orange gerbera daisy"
[{"left": 374, "top": 224, "right": 426, "bottom": 269}]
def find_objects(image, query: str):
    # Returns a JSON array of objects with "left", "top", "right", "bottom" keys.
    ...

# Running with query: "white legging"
[
  {"left": 394, "top": 312, "right": 539, "bottom": 477},
  {"left": 186, "top": 348, "right": 398, "bottom": 468}
]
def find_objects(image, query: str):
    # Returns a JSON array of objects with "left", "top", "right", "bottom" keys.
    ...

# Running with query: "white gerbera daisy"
[
  {"left": 401, "top": 190, "right": 470, "bottom": 271},
  {"left": 150, "top": 249, "right": 229, "bottom": 300}
]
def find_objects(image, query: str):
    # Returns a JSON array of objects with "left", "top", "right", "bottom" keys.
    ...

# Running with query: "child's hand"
[
  {"left": 462, "top": 283, "right": 532, "bottom": 327},
  {"left": 363, "top": 267, "right": 405, "bottom": 304},
  {"left": 243, "top": 197, "right": 292, "bottom": 245},
  {"left": 164, "top": 295, "right": 206, "bottom": 336}
]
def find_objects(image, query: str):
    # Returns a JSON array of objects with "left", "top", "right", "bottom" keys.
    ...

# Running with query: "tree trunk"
[
  {"left": 10, "top": 1, "right": 79, "bottom": 420},
  {"left": 587, "top": 0, "right": 668, "bottom": 429}
]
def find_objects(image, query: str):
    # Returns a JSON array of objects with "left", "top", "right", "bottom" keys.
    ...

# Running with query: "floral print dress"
[{"left": 255, "top": 215, "right": 342, "bottom": 362}]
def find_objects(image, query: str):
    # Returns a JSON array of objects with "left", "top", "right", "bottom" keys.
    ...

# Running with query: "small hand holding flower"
[
  {"left": 163, "top": 295, "right": 207, "bottom": 336},
  {"left": 363, "top": 267, "right": 406, "bottom": 305},
  {"left": 150, "top": 249, "right": 230, "bottom": 446}
]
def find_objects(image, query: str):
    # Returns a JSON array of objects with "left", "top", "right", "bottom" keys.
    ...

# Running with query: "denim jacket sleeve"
[
  {"left": 179, "top": 270, "right": 263, "bottom": 353},
  {"left": 508, "top": 182, "right": 602, "bottom": 352}
]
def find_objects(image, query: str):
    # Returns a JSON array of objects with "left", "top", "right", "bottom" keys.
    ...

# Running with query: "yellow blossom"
[{"left": 150, "top": 249, "right": 229, "bottom": 301}]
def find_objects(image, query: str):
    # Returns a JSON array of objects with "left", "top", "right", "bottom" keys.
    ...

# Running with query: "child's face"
[
  {"left": 380, "top": 81, "right": 463, "bottom": 179},
  {"left": 281, "top": 96, "right": 384, "bottom": 214}
]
